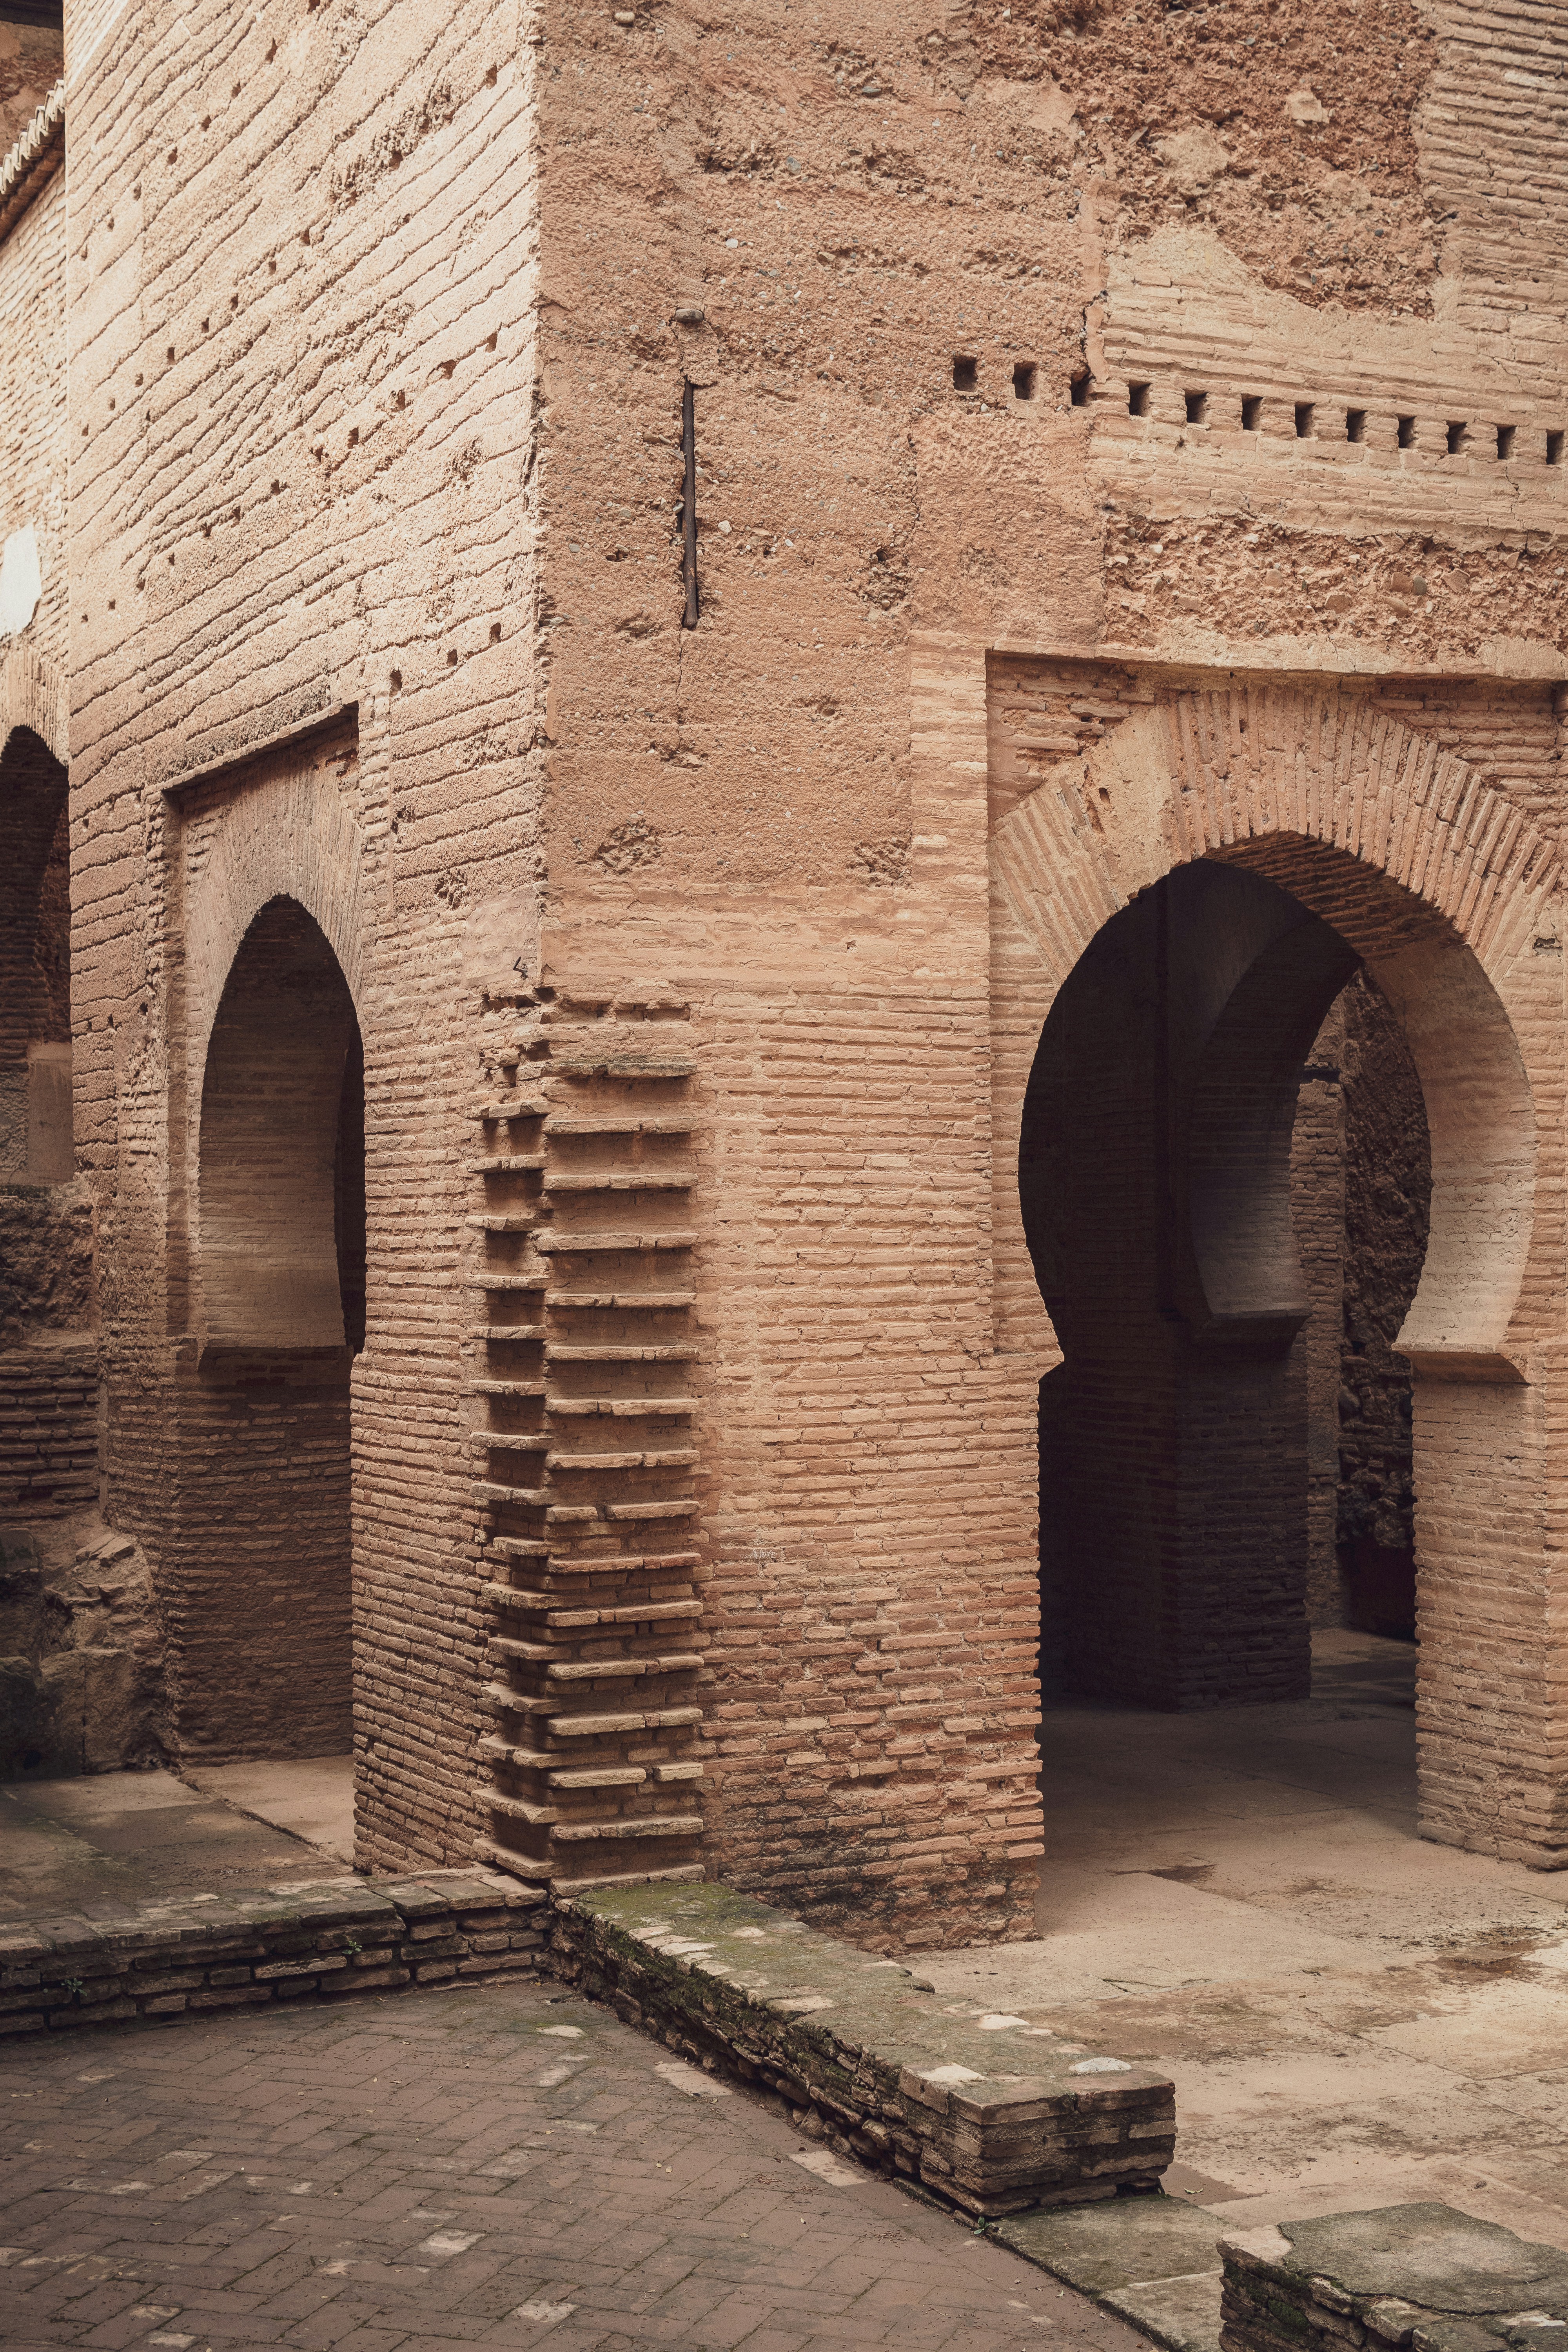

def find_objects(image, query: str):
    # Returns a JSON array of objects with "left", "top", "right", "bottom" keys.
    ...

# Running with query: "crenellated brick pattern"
[{"left": 470, "top": 984, "right": 707, "bottom": 1895}]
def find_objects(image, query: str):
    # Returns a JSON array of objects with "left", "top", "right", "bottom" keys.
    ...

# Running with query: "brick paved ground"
[{"left": 0, "top": 1976, "right": 1149, "bottom": 2352}]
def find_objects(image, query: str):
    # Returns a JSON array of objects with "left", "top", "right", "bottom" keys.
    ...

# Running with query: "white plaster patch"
[
  {"left": 512, "top": 2304, "right": 576, "bottom": 2326},
  {"left": 537, "top": 2025, "right": 586, "bottom": 2038},
  {"left": 791, "top": 2148, "right": 864, "bottom": 2187},
  {"left": 655, "top": 2060, "right": 731, "bottom": 2099},
  {"left": 1070, "top": 2058, "right": 1132, "bottom": 2074},
  {"left": 920, "top": 2064, "right": 984, "bottom": 2087},
  {"left": 0, "top": 524, "right": 40, "bottom": 637},
  {"left": 416, "top": 2232, "right": 480, "bottom": 2258},
  {"left": 533, "top": 2063, "right": 584, "bottom": 2089},
  {"left": 976, "top": 2014, "right": 1031, "bottom": 2029}
]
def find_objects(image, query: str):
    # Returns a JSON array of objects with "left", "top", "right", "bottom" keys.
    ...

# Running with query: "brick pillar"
[{"left": 1416, "top": 1354, "right": 1568, "bottom": 1867}]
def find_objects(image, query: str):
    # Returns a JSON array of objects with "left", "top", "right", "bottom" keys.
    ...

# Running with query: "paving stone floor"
[{"left": 0, "top": 1975, "right": 1146, "bottom": 2352}]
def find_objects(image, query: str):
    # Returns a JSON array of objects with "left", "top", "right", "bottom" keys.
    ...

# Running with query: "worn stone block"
[
  {"left": 553, "top": 1880, "right": 1172, "bottom": 2217},
  {"left": 1220, "top": 2206, "right": 1568, "bottom": 2352}
]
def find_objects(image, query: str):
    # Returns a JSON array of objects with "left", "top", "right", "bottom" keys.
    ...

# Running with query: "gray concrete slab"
[
  {"left": 0, "top": 1765, "right": 350, "bottom": 1921},
  {"left": 923, "top": 1631, "right": 1568, "bottom": 2252},
  {"left": 183, "top": 1753, "right": 354, "bottom": 1860}
]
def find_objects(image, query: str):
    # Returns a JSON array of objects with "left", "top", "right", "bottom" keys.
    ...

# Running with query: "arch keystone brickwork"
[{"left": 989, "top": 661, "right": 1568, "bottom": 1867}]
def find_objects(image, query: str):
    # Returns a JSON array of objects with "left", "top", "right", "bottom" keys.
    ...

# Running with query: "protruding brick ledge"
[
  {"left": 1220, "top": 2205, "right": 1568, "bottom": 2352},
  {"left": 550, "top": 1879, "right": 1174, "bottom": 2219},
  {"left": 0, "top": 1870, "right": 550, "bottom": 2036}
]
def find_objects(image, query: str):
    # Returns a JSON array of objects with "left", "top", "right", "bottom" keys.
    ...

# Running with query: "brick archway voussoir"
[{"left": 989, "top": 681, "right": 1559, "bottom": 1372}]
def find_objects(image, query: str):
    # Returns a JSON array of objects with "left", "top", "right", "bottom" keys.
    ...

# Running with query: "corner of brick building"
[{"left": 15, "top": 0, "right": 1568, "bottom": 1947}]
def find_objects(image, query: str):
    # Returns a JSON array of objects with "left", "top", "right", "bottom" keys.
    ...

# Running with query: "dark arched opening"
[
  {"left": 187, "top": 895, "right": 365, "bottom": 1757},
  {"left": 0, "top": 724, "right": 71, "bottom": 1190},
  {"left": 1023, "top": 858, "right": 1431, "bottom": 1711}
]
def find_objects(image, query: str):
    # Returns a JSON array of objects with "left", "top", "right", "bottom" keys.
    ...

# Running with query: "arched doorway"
[
  {"left": 989, "top": 675, "right": 1559, "bottom": 1865},
  {"left": 1022, "top": 859, "right": 1433, "bottom": 1708},
  {"left": 0, "top": 722, "right": 71, "bottom": 1189},
  {"left": 187, "top": 894, "right": 365, "bottom": 1757}
]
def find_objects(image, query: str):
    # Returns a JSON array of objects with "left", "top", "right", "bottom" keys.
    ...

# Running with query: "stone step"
[
  {"left": 552, "top": 1861, "right": 706, "bottom": 1891},
  {"left": 547, "top": 1343, "right": 701, "bottom": 1362},
  {"left": 545, "top": 1290, "right": 695, "bottom": 1310},
  {"left": 467, "top": 1213, "right": 539, "bottom": 1233},
  {"left": 475, "top": 1481, "right": 548, "bottom": 1508},
  {"left": 1217, "top": 2206, "right": 1568, "bottom": 2352},
  {"left": 479, "top": 1737, "right": 652, "bottom": 1785},
  {"left": 546, "top": 1653, "right": 702, "bottom": 1681},
  {"left": 480, "top": 1274, "right": 550, "bottom": 1293},
  {"left": 477, "top": 1686, "right": 704, "bottom": 1737},
  {"left": 470, "top": 1433, "right": 548, "bottom": 1454},
  {"left": 488, "top": 1640, "right": 701, "bottom": 1680},
  {"left": 472, "top": 1326, "right": 547, "bottom": 1343},
  {"left": 471, "top": 1835, "right": 556, "bottom": 1884},
  {"left": 474, "top": 1096, "right": 548, "bottom": 1122},
  {"left": 481, "top": 1587, "right": 703, "bottom": 1627},
  {"left": 603, "top": 1498, "right": 696, "bottom": 1521},
  {"left": 468, "top": 1379, "right": 547, "bottom": 1398},
  {"left": 546, "top": 1172, "right": 694, "bottom": 1192},
  {"left": 546, "top": 1704, "right": 704, "bottom": 1736},
  {"left": 534, "top": 1230, "right": 695, "bottom": 1253},
  {"left": 546, "top": 1047, "right": 695, "bottom": 1078},
  {"left": 487, "top": 1537, "right": 549, "bottom": 1562},
  {"left": 554, "top": 1886, "right": 1172, "bottom": 2220},
  {"left": 469, "top": 1155, "right": 547, "bottom": 1174},
  {"left": 545, "top": 1116, "right": 694, "bottom": 1136},
  {"left": 551, "top": 1813, "right": 704, "bottom": 1842},
  {"left": 500, "top": 1548, "right": 698, "bottom": 1578},
  {"left": 545, "top": 1396, "right": 696, "bottom": 1417},
  {"left": 546, "top": 1448, "right": 698, "bottom": 1471},
  {"left": 487, "top": 1790, "right": 558, "bottom": 1827},
  {"left": 997, "top": 2198, "right": 1226, "bottom": 2352}
]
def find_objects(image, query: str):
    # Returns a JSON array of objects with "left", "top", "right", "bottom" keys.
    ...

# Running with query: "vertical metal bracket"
[{"left": 681, "top": 380, "right": 699, "bottom": 629}]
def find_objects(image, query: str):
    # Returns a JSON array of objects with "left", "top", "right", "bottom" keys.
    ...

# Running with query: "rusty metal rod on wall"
[{"left": 681, "top": 380, "right": 699, "bottom": 629}]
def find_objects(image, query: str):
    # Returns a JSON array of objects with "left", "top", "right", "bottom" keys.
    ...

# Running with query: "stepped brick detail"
[{"left": 469, "top": 991, "right": 706, "bottom": 1893}]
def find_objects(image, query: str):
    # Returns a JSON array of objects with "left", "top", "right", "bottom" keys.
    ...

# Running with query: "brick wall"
[
  {"left": 0, "top": 1341, "right": 96, "bottom": 1519},
  {"left": 51, "top": 0, "right": 1568, "bottom": 1920}
]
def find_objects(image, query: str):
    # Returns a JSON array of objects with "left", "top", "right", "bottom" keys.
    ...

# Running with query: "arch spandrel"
[
  {"left": 0, "top": 647, "right": 67, "bottom": 771},
  {"left": 184, "top": 775, "right": 365, "bottom": 1071},
  {"left": 990, "top": 681, "right": 1560, "bottom": 1378}
]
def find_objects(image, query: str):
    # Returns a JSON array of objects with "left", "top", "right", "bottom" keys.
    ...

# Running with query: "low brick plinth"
[
  {"left": 0, "top": 1869, "right": 551, "bottom": 2034},
  {"left": 552, "top": 1879, "right": 1174, "bottom": 2218},
  {"left": 1221, "top": 2205, "right": 1568, "bottom": 2352}
]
